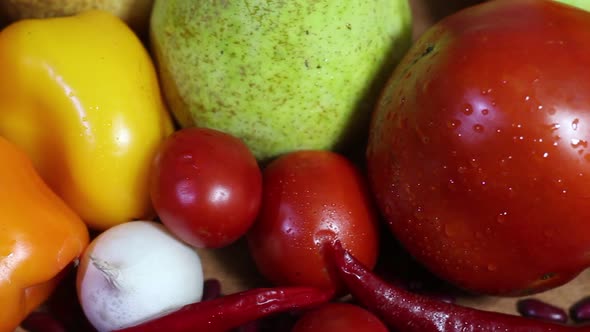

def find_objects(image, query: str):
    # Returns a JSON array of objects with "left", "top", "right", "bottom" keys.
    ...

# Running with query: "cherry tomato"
[
  {"left": 291, "top": 302, "right": 388, "bottom": 332},
  {"left": 367, "top": 0, "right": 590, "bottom": 295},
  {"left": 150, "top": 127, "right": 262, "bottom": 248},
  {"left": 247, "top": 150, "right": 379, "bottom": 289}
]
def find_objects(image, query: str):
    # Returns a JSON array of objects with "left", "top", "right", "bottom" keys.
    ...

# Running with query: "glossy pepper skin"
[
  {"left": 114, "top": 286, "right": 333, "bottom": 332},
  {"left": 327, "top": 241, "right": 590, "bottom": 332},
  {"left": 0, "top": 136, "right": 89, "bottom": 332},
  {"left": 0, "top": 10, "right": 174, "bottom": 230}
]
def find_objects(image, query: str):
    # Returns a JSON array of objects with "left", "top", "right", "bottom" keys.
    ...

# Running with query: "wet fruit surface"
[
  {"left": 247, "top": 150, "right": 380, "bottom": 289},
  {"left": 367, "top": 0, "right": 590, "bottom": 295}
]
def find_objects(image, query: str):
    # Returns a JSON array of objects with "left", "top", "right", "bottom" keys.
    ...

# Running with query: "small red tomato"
[
  {"left": 291, "top": 302, "right": 388, "bottom": 332},
  {"left": 247, "top": 150, "right": 379, "bottom": 289},
  {"left": 150, "top": 127, "right": 262, "bottom": 248}
]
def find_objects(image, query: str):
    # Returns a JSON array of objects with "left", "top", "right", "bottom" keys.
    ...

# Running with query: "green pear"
[
  {"left": 150, "top": 0, "right": 412, "bottom": 161},
  {"left": 0, "top": 0, "right": 154, "bottom": 33},
  {"left": 553, "top": 0, "right": 590, "bottom": 11}
]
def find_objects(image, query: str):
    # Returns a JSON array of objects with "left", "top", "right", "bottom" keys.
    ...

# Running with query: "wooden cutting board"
[{"left": 16, "top": 0, "right": 590, "bottom": 330}]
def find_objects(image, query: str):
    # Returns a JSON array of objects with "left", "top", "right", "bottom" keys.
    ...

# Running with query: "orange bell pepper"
[{"left": 0, "top": 136, "right": 89, "bottom": 332}]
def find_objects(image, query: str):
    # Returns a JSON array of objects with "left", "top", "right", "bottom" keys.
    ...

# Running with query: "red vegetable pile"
[{"left": 19, "top": 0, "right": 590, "bottom": 331}]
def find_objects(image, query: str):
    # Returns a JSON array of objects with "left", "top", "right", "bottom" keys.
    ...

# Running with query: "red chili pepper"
[
  {"left": 327, "top": 240, "right": 590, "bottom": 332},
  {"left": 114, "top": 286, "right": 333, "bottom": 332}
]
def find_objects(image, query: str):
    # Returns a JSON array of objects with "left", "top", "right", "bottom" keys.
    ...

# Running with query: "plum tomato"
[
  {"left": 247, "top": 150, "right": 380, "bottom": 289},
  {"left": 291, "top": 302, "right": 388, "bottom": 332},
  {"left": 150, "top": 127, "right": 262, "bottom": 248},
  {"left": 367, "top": 0, "right": 590, "bottom": 295}
]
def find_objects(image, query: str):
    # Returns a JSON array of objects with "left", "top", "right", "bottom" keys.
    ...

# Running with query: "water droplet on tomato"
[
  {"left": 447, "top": 179, "right": 458, "bottom": 192},
  {"left": 487, "top": 264, "right": 497, "bottom": 271},
  {"left": 481, "top": 109, "right": 489, "bottom": 115},
  {"left": 549, "top": 123, "right": 561, "bottom": 131},
  {"left": 462, "top": 104, "right": 473, "bottom": 115},
  {"left": 497, "top": 211, "right": 508, "bottom": 223},
  {"left": 313, "top": 229, "right": 336, "bottom": 246},
  {"left": 447, "top": 119, "right": 461, "bottom": 129},
  {"left": 571, "top": 139, "right": 587, "bottom": 148},
  {"left": 547, "top": 107, "right": 557, "bottom": 115},
  {"left": 473, "top": 124, "right": 484, "bottom": 133},
  {"left": 554, "top": 178, "right": 564, "bottom": 186},
  {"left": 572, "top": 118, "right": 580, "bottom": 131},
  {"left": 414, "top": 207, "right": 425, "bottom": 220}
]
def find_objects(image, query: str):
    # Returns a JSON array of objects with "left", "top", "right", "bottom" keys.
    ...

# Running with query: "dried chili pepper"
[
  {"left": 114, "top": 286, "right": 333, "bottom": 332},
  {"left": 327, "top": 240, "right": 590, "bottom": 332}
]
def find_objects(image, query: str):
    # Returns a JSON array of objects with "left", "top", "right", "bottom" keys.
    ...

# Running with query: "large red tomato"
[
  {"left": 367, "top": 0, "right": 590, "bottom": 296},
  {"left": 247, "top": 150, "right": 380, "bottom": 289}
]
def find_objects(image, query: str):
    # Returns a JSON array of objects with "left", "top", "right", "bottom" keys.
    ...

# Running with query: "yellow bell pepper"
[
  {"left": 0, "top": 10, "right": 174, "bottom": 230},
  {"left": 0, "top": 136, "right": 89, "bottom": 332}
]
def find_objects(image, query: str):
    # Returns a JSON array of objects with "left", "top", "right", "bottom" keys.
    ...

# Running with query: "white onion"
[{"left": 76, "top": 220, "right": 204, "bottom": 332}]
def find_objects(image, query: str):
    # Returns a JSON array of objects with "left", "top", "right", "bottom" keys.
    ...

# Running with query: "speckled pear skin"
[{"left": 150, "top": 0, "right": 412, "bottom": 161}]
